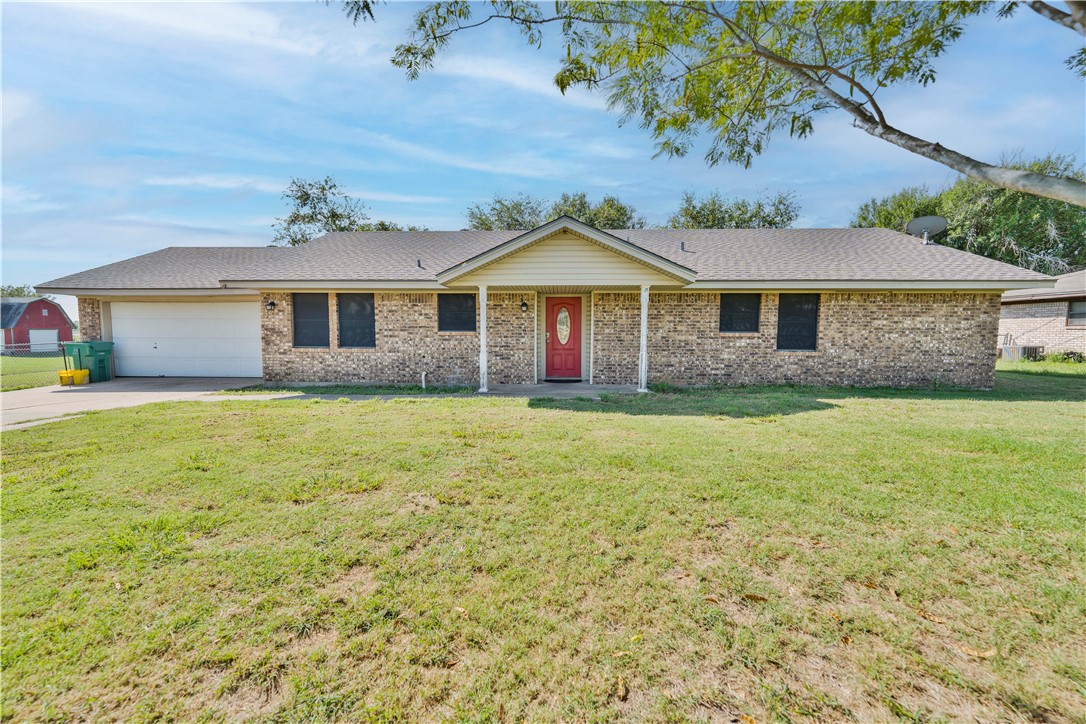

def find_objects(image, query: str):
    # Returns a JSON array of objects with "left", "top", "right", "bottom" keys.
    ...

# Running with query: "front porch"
[{"left": 476, "top": 286, "right": 654, "bottom": 393}]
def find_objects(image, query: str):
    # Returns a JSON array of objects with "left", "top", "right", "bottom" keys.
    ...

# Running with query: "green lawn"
[
  {"left": 0, "top": 353, "right": 64, "bottom": 391},
  {"left": 2, "top": 367, "right": 1084, "bottom": 721}
]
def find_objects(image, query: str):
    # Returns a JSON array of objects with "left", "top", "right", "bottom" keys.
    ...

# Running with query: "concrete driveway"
[{"left": 1, "top": 377, "right": 261, "bottom": 430}]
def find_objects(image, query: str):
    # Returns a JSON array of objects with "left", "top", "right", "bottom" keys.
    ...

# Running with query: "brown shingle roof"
[
  {"left": 1001, "top": 270, "right": 1085, "bottom": 302},
  {"left": 38, "top": 227, "right": 1052, "bottom": 290},
  {"left": 37, "top": 247, "right": 287, "bottom": 290}
]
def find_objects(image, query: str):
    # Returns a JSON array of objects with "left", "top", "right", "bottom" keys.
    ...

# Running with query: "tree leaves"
[
  {"left": 851, "top": 154, "right": 1086, "bottom": 273},
  {"left": 272, "top": 177, "right": 424, "bottom": 246},
  {"left": 360, "top": 1, "right": 1086, "bottom": 204},
  {"left": 466, "top": 191, "right": 645, "bottom": 229},
  {"left": 667, "top": 190, "right": 800, "bottom": 229}
]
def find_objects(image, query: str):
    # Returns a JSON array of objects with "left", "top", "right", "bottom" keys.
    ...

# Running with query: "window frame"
[
  {"left": 719, "top": 293, "right": 761, "bottom": 334},
  {"left": 1068, "top": 299, "right": 1086, "bottom": 327},
  {"left": 291, "top": 293, "right": 330, "bottom": 348},
  {"left": 776, "top": 293, "right": 820, "bottom": 352},
  {"left": 437, "top": 293, "right": 477, "bottom": 333},
  {"left": 337, "top": 293, "right": 376, "bottom": 349}
]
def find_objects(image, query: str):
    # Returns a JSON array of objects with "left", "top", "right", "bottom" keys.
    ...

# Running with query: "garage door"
[
  {"left": 28, "top": 329, "right": 59, "bottom": 352},
  {"left": 111, "top": 302, "right": 261, "bottom": 377}
]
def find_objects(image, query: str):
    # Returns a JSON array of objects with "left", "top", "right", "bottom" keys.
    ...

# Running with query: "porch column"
[
  {"left": 637, "top": 285, "right": 649, "bottom": 393},
  {"left": 478, "top": 285, "right": 488, "bottom": 393}
]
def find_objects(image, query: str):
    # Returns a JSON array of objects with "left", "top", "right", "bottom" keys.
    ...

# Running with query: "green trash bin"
[
  {"left": 64, "top": 341, "right": 114, "bottom": 382},
  {"left": 63, "top": 342, "right": 93, "bottom": 372},
  {"left": 86, "top": 341, "right": 114, "bottom": 382}
]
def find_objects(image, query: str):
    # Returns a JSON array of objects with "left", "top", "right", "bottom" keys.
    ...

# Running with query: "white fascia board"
[
  {"left": 683, "top": 279, "right": 1058, "bottom": 291},
  {"left": 35, "top": 287, "right": 259, "bottom": 297},
  {"left": 436, "top": 216, "right": 696, "bottom": 284},
  {"left": 221, "top": 280, "right": 444, "bottom": 290}
]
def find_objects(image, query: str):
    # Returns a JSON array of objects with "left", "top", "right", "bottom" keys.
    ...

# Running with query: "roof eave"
[{"left": 34, "top": 286, "right": 258, "bottom": 297}]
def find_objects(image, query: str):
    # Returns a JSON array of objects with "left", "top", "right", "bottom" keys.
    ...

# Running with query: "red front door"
[{"left": 545, "top": 297, "right": 582, "bottom": 380}]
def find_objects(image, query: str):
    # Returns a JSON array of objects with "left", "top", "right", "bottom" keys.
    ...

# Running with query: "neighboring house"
[
  {"left": 37, "top": 217, "right": 1053, "bottom": 389},
  {"left": 998, "top": 270, "right": 1086, "bottom": 355},
  {"left": 1, "top": 296, "right": 75, "bottom": 352}
]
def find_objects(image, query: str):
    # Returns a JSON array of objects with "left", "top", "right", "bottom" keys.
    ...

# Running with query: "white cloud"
[
  {"left": 1, "top": 90, "right": 37, "bottom": 129},
  {"left": 1, "top": 185, "right": 65, "bottom": 214},
  {"left": 435, "top": 55, "right": 608, "bottom": 111},
  {"left": 346, "top": 189, "right": 451, "bottom": 204},
  {"left": 351, "top": 129, "right": 574, "bottom": 179},
  {"left": 58, "top": 1, "right": 321, "bottom": 56},
  {"left": 144, "top": 174, "right": 282, "bottom": 194}
]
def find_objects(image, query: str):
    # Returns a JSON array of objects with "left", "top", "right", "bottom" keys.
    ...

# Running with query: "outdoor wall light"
[
  {"left": 265, "top": 300, "right": 277, "bottom": 311},
  {"left": 520, "top": 300, "right": 529, "bottom": 312}
]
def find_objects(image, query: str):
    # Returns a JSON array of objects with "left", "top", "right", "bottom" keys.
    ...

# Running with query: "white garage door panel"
[
  {"left": 111, "top": 302, "right": 261, "bottom": 377},
  {"left": 28, "top": 329, "right": 59, "bottom": 352}
]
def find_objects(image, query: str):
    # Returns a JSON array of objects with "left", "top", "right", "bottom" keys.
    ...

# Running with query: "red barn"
[{"left": 1, "top": 297, "right": 75, "bottom": 351}]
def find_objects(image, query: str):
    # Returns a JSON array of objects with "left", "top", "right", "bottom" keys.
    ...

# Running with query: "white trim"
[
  {"left": 589, "top": 291, "right": 595, "bottom": 385},
  {"left": 38, "top": 287, "right": 259, "bottom": 297},
  {"left": 478, "top": 285, "right": 488, "bottom": 393},
  {"left": 532, "top": 291, "right": 538, "bottom": 384},
  {"left": 436, "top": 217, "right": 696, "bottom": 284},
  {"left": 224, "top": 280, "right": 442, "bottom": 290},
  {"left": 99, "top": 301, "right": 112, "bottom": 342},
  {"left": 637, "top": 285, "right": 649, "bottom": 393},
  {"left": 683, "top": 280, "right": 1055, "bottom": 291}
]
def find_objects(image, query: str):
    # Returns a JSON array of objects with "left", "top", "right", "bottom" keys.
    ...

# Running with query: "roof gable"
[{"left": 436, "top": 217, "right": 697, "bottom": 285}]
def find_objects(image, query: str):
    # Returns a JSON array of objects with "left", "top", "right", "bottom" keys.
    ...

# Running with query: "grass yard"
[
  {"left": 0, "top": 353, "right": 64, "bottom": 391},
  {"left": 2, "top": 367, "right": 1084, "bottom": 721}
]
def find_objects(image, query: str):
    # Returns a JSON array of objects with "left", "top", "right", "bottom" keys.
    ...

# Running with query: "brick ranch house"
[
  {"left": 998, "top": 270, "right": 1085, "bottom": 355},
  {"left": 38, "top": 217, "right": 1054, "bottom": 390}
]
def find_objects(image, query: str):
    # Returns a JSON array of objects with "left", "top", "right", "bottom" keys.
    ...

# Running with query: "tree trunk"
[{"left": 862, "top": 123, "right": 1086, "bottom": 207}]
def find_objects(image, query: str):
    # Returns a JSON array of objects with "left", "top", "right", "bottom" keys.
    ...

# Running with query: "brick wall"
[
  {"left": 261, "top": 292, "right": 535, "bottom": 386},
  {"left": 486, "top": 293, "right": 535, "bottom": 384},
  {"left": 76, "top": 298, "right": 102, "bottom": 341},
  {"left": 592, "top": 291, "right": 1001, "bottom": 389},
  {"left": 998, "top": 300, "right": 1086, "bottom": 354}
]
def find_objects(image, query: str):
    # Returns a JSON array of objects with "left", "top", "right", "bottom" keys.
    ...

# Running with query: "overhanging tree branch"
[{"left": 1025, "top": 1, "right": 1085, "bottom": 32}]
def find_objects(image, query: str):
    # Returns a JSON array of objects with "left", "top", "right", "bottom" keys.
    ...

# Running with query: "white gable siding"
[{"left": 452, "top": 233, "right": 678, "bottom": 288}]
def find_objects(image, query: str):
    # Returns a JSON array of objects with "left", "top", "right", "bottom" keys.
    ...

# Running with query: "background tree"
[
  {"left": 272, "top": 177, "right": 422, "bottom": 246},
  {"left": 467, "top": 191, "right": 645, "bottom": 230},
  {"left": 852, "top": 154, "right": 1086, "bottom": 274},
  {"left": 549, "top": 191, "right": 645, "bottom": 228},
  {"left": 1, "top": 284, "right": 48, "bottom": 299},
  {"left": 668, "top": 190, "right": 800, "bottom": 229},
  {"left": 343, "top": 1, "right": 1086, "bottom": 206},
  {"left": 466, "top": 193, "right": 548, "bottom": 230},
  {"left": 851, "top": 186, "right": 942, "bottom": 232}
]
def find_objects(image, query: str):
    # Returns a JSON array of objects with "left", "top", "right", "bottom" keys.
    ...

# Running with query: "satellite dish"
[{"left": 905, "top": 215, "right": 947, "bottom": 244}]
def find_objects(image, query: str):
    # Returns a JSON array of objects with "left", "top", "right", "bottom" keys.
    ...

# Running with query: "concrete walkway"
[
  {"left": 1, "top": 377, "right": 261, "bottom": 429},
  {"left": 1, "top": 379, "right": 641, "bottom": 431},
  {"left": 487, "top": 382, "right": 640, "bottom": 398}
]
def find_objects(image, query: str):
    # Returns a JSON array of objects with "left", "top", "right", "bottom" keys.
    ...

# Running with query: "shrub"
[{"left": 1044, "top": 351, "right": 1086, "bottom": 363}]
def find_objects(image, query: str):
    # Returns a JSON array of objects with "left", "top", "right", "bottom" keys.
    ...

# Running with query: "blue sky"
[{"left": 3, "top": 1, "right": 1084, "bottom": 319}]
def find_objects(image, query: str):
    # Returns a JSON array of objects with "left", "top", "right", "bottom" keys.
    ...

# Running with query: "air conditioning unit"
[{"left": 1001, "top": 345, "right": 1045, "bottom": 362}]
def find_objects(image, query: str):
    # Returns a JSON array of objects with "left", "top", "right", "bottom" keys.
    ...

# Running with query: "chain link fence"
[{"left": 1, "top": 342, "right": 66, "bottom": 392}]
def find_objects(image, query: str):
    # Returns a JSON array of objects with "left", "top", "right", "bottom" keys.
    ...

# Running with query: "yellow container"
[{"left": 58, "top": 369, "right": 90, "bottom": 386}]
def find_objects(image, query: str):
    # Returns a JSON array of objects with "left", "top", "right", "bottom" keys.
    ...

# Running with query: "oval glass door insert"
[{"left": 556, "top": 308, "right": 571, "bottom": 344}]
